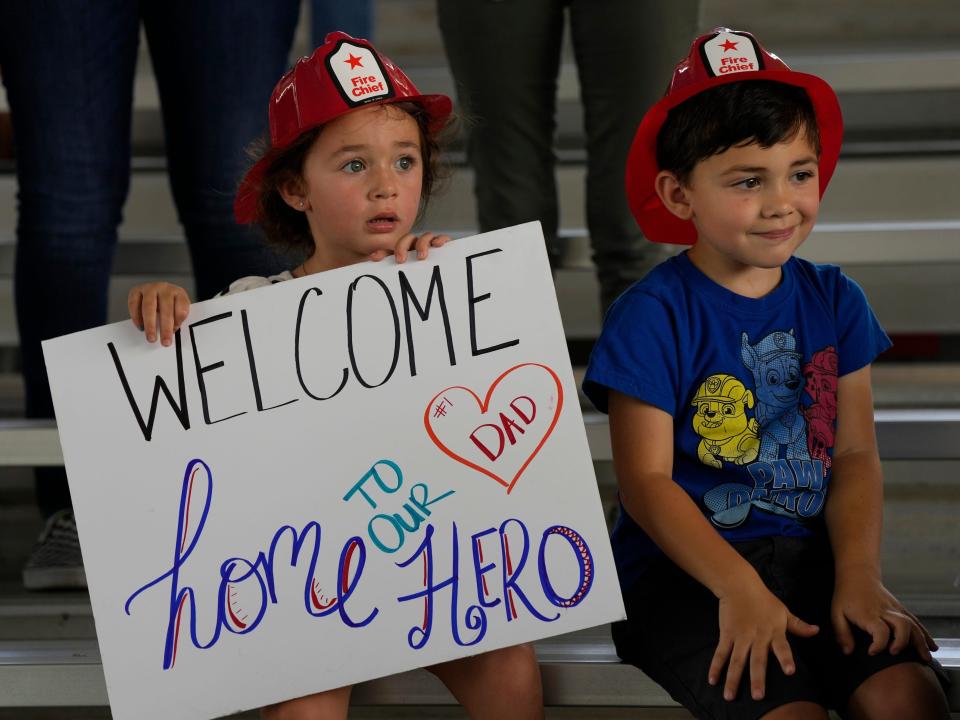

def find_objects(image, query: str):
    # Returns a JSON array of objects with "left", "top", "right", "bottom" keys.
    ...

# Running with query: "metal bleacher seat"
[
  {"left": 2, "top": 0, "right": 960, "bottom": 716},
  {"left": 0, "top": 629, "right": 958, "bottom": 713}
]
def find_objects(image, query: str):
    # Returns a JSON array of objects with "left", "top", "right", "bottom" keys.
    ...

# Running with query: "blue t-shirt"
[{"left": 583, "top": 252, "right": 891, "bottom": 591}]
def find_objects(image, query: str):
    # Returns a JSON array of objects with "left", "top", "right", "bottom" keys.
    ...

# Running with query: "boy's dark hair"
[
  {"left": 656, "top": 80, "right": 821, "bottom": 185},
  {"left": 250, "top": 102, "right": 451, "bottom": 256}
]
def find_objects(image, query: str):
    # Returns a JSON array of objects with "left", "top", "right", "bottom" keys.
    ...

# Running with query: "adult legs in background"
[
  {"left": 0, "top": 1, "right": 300, "bottom": 589},
  {"left": 310, "top": 0, "right": 374, "bottom": 46},
  {"left": 437, "top": 0, "right": 567, "bottom": 267},
  {"left": 0, "top": 3, "right": 140, "bottom": 563},
  {"left": 142, "top": 0, "right": 301, "bottom": 300},
  {"left": 439, "top": 0, "right": 702, "bottom": 311},
  {"left": 569, "top": 0, "right": 701, "bottom": 310}
]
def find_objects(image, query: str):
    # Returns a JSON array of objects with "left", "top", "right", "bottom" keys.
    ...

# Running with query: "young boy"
[{"left": 583, "top": 28, "right": 950, "bottom": 719}]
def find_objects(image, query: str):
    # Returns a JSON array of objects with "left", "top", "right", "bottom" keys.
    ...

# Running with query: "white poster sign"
[{"left": 43, "top": 223, "right": 625, "bottom": 720}]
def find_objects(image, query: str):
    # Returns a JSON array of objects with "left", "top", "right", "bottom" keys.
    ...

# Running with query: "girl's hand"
[
  {"left": 832, "top": 568, "right": 936, "bottom": 660},
  {"left": 369, "top": 231, "right": 451, "bottom": 263},
  {"left": 127, "top": 282, "right": 191, "bottom": 347},
  {"left": 709, "top": 579, "right": 819, "bottom": 702}
]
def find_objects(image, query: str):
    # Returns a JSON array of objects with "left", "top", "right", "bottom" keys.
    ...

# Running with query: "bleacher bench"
[{"left": 1, "top": 636, "right": 957, "bottom": 711}]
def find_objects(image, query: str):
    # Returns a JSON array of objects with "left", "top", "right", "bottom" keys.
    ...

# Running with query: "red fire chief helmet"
[
  {"left": 625, "top": 28, "right": 843, "bottom": 245},
  {"left": 235, "top": 31, "right": 453, "bottom": 224}
]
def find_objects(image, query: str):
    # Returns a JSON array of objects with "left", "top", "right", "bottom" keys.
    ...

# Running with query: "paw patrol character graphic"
[
  {"left": 803, "top": 346, "right": 838, "bottom": 473},
  {"left": 741, "top": 330, "right": 812, "bottom": 463},
  {"left": 691, "top": 374, "right": 760, "bottom": 469}
]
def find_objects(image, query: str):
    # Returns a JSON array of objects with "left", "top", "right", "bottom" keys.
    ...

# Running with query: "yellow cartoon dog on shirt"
[{"left": 691, "top": 374, "right": 760, "bottom": 468}]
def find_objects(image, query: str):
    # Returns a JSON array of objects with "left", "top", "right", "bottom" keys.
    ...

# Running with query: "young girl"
[{"left": 128, "top": 32, "right": 544, "bottom": 720}]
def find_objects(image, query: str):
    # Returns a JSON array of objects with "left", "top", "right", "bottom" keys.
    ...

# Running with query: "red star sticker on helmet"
[
  {"left": 345, "top": 53, "right": 363, "bottom": 70},
  {"left": 719, "top": 38, "right": 739, "bottom": 52}
]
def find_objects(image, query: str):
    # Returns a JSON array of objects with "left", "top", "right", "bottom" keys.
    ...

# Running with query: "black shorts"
[{"left": 613, "top": 536, "right": 949, "bottom": 720}]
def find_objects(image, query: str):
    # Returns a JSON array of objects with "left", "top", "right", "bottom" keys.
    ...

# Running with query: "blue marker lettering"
[
  {"left": 500, "top": 519, "right": 559, "bottom": 623},
  {"left": 537, "top": 526, "right": 594, "bottom": 609}
]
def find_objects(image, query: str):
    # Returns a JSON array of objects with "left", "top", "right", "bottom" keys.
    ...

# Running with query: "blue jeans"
[
  {"left": 311, "top": 0, "right": 373, "bottom": 46},
  {"left": 0, "top": 0, "right": 300, "bottom": 516}
]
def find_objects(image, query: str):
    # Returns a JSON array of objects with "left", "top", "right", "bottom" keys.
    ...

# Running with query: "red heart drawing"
[{"left": 423, "top": 363, "right": 564, "bottom": 494}]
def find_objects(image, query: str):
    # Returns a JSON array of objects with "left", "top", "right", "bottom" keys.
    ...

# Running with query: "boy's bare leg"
[
  {"left": 428, "top": 642, "right": 544, "bottom": 720},
  {"left": 261, "top": 685, "right": 351, "bottom": 720},
  {"left": 846, "top": 662, "right": 949, "bottom": 720}
]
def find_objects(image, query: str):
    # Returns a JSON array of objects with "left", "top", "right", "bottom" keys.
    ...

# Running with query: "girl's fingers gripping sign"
[
  {"left": 128, "top": 282, "right": 191, "bottom": 346},
  {"left": 412, "top": 231, "right": 450, "bottom": 260},
  {"left": 371, "top": 232, "right": 452, "bottom": 264},
  {"left": 391, "top": 232, "right": 419, "bottom": 264}
]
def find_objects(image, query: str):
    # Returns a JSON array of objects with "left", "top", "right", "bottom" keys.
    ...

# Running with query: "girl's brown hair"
[{"left": 249, "top": 102, "right": 451, "bottom": 256}]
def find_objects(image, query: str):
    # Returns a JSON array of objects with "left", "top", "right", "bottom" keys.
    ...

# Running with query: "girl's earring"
[{"left": 298, "top": 200, "right": 305, "bottom": 209}]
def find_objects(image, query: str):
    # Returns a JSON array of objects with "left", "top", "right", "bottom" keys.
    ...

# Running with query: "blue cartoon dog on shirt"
[
  {"left": 740, "top": 329, "right": 812, "bottom": 463},
  {"left": 699, "top": 330, "right": 825, "bottom": 529}
]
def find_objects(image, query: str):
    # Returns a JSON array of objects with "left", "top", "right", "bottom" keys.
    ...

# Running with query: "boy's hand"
[
  {"left": 127, "top": 282, "right": 191, "bottom": 347},
  {"left": 831, "top": 568, "right": 936, "bottom": 660},
  {"left": 709, "top": 579, "right": 819, "bottom": 702},
  {"left": 369, "top": 231, "right": 451, "bottom": 263}
]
